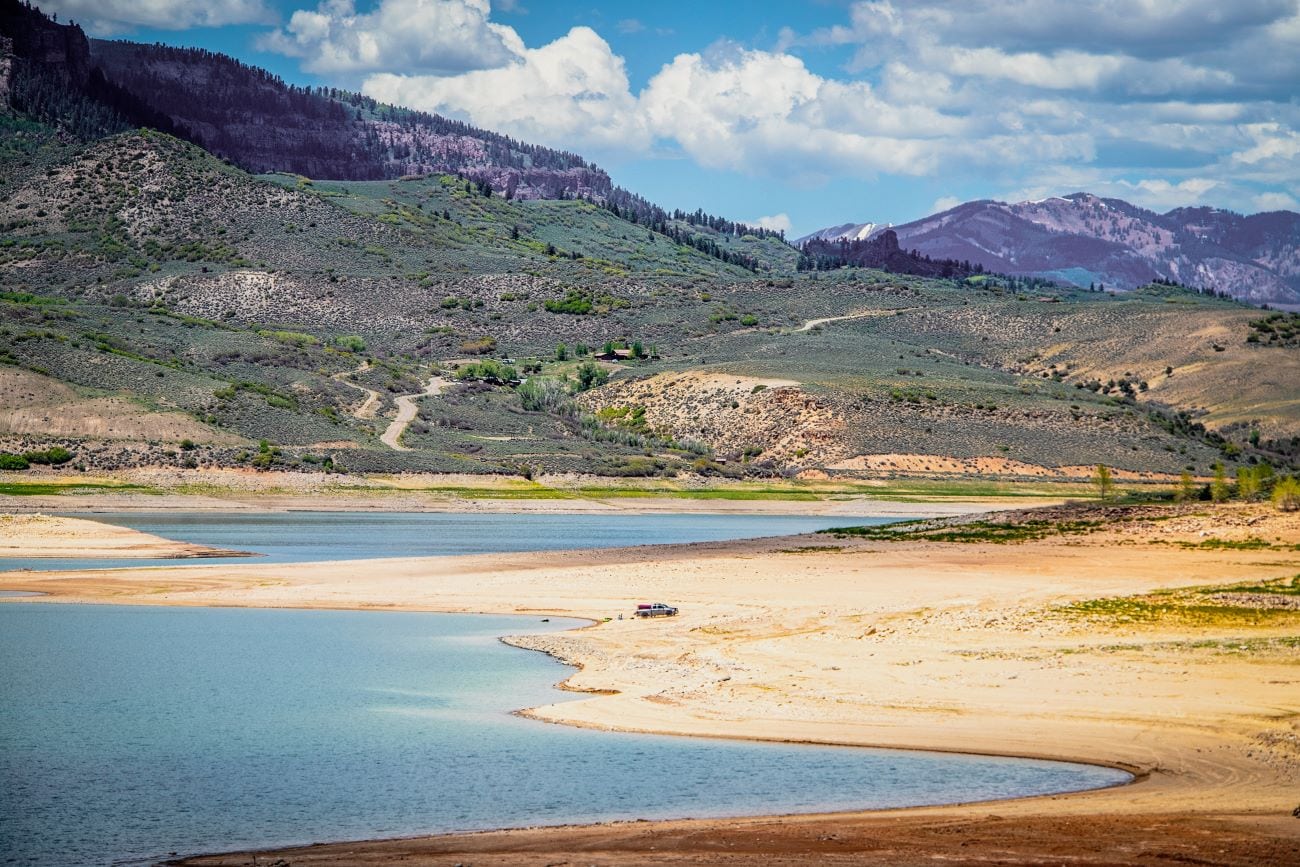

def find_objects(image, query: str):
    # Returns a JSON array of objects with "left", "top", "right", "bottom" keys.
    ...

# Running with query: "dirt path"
[
  {"left": 796, "top": 308, "right": 909, "bottom": 332},
  {"left": 331, "top": 361, "right": 381, "bottom": 420},
  {"left": 380, "top": 376, "right": 448, "bottom": 450}
]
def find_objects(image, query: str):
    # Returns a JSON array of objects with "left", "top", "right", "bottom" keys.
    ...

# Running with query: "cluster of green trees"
[
  {"left": 797, "top": 232, "right": 982, "bottom": 278},
  {"left": 455, "top": 359, "right": 517, "bottom": 384},
  {"left": 0, "top": 446, "right": 73, "bottom": 470},
  {"left": 575, "top": 361, "right": 610, "bottom": 391},
  {"left": 514, "top": 363, "right": 607, "bottom": 410},
  {"left": 1093, "top": 461, "right": 1299, "bottom": 511},
  {"left": 555, "top": 340, "right": 656, "bottom": 361},
  {"left": 543, "top": 290, "right": 593, "bottom": 315},
  {"left": 333, "top": 335, "right": 366, "bottom": 353},
  {"left": 565, "top": 189, "right": 768, "bottom": 272},
  {"left": 1176, "top": 463, "right": 1298, "bottom": 510},
  {"left": 1206, "top": 463, "right": 1300, "bottom": 511},
  {"left": 602, "top": 339, "right": 653, "bottom": 358}
]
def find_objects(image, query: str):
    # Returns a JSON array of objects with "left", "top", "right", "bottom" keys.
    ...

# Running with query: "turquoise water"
[
  {"left": 0, "top": 604, "right": 1130, "bottom": 867},
  {"left": 1, "top": 511, "right": 895, "bottom": 572}
]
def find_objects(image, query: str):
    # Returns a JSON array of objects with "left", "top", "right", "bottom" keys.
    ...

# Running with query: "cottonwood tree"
[
  {"left": 1273, "top": 477, "right": 1300, "bottom": 512},
  {"left": 1094, "top": 464, "right": 1114, "bottom": 500},
  {"left": 1211, "top": 462, "right": 1230, "bottom": 503}
]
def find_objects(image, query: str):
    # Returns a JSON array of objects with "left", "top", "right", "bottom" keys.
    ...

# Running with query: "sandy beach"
[
  {"left": 0, "top": 513, "right": 247, "bottom": 559},
  {"left": 2, "top": 502, "right": 1297, "bottom": 865}
]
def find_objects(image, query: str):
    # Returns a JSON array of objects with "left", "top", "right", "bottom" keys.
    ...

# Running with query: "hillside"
[
  {"left": 87, "top": 39, "right": 611, "bottom": 200},
  {"left": 805, "top": 193, "right": 1300, "bottom": 306},
  {"left": 1, "top": 123, "right": 1295, "bottom": 482},
  {"left": 0, "top": 0, "right": 794, "bottom": 277},
  {"left": 1, "top": 2, "right": 1296, "bottom": 484},
  {"left": 0, "top": 0, "right": 607, "bottom": 199}
]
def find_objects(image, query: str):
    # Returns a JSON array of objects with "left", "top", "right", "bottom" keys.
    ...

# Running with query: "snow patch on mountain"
[{"left": 796, "top": 222, "right": 889, "bottom": 245}]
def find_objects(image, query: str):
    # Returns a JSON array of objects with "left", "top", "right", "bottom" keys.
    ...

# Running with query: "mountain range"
[{"left": 801, "top": 194, "right": 1300, "bottom": 306}]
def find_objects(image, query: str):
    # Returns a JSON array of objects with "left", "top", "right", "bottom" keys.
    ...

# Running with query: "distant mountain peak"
[
  {"left": 795, "top": 221, "right": 890, "bottom": 245},
  {"left": 804, "top": 193, "right": 1300, "bottom": 305}
]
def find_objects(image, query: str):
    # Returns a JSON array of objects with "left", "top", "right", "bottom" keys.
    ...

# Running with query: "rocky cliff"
[{"left": 0, "top": 1, "right": 612, "bottom": 200}]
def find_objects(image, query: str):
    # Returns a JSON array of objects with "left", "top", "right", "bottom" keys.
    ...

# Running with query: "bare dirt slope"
[
  {"left": 0, "top": 367, "right": 240, "bottom": 443},
  {"left": 579, "top": 372, "right": 849, "bottom": 466}
]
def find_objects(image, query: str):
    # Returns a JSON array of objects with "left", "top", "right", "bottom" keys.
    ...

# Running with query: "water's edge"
[
  {"left": 0, "top": 512, "right": 1135, "bottom": 864},
  {"left": 500, "top": 628, "right": 1139, "bottom": 794},
  {"left": 160, "top": 609, "right": 1137, "bottom": 867}
]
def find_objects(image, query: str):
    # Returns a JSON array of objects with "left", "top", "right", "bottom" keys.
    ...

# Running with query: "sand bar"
[
  {"left": 3, "top": 503, "right": 1297, "bottom": 865},
  {"left": 0, "top": 513, "right": 249, "bottom": 559}
]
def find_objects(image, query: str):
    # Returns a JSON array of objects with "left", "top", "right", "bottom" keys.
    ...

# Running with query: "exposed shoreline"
[
  {"left": 0, "top": 513, "right": 250, "bottom": 559},
  {"left": 0, "top": 495, "right": 1020, "bottom": 518},
  {"left": 3, "top": 503, "right": 1298, "bottom": 865},
  {"left": 0, "top": 467, "right": 1084, "bottom": 518}
]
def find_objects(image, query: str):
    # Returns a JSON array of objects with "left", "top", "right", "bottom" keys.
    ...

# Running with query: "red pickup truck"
[{"left": 634, "top": 603, "right": 678, "bottom": 618}]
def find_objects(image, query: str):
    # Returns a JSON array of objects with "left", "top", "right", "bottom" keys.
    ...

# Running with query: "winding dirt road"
[
  {"left": 796, "top": 308, "right": 912, "bottom": 332},
  {"left": 380, "top": 376, "right": 448, "bottom": 450},
  {"left": 331, "top": 362, "right": 381, "bottom": 420}
]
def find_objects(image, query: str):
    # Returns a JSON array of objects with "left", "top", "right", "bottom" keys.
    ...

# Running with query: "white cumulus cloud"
[
  {"left": 751, "top": 213, "right": 793, "bottom": 234},
  {"left": 1253, "top": 191, "right": 1299, "bottom": 211},
  {"left": 259, "top": 0, "right": 523, "bottom": 75},
  {"left": 261, "top": 0, "right": 1300, "bottom": 216},
  {"left": 364, "top": 27, "right": 647, "bottom": 153},
  {"left": 1230, "top": 123, "right": 1300, "bottom": 166}
]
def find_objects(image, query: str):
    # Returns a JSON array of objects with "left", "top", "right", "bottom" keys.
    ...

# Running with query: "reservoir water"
[
  {"left": 2, "top": 510, "right": 897, "bottom": 572},
  {"left": 0, "top": 604, "right": 1130, "bottom": 867},
  {"left": 0, "top": 513, "right": 1131, "bottom": 865}
]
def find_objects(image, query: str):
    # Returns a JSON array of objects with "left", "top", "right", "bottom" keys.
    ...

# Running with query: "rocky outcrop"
[
  {"left": 578, "top": 372, "right": 850, "bottom": 468},
  {"left": 0, "top": 0, "right": 91, "bottom": 87}
]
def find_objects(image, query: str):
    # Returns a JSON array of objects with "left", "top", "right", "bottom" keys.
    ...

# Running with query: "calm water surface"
[
  {"left": 0, "top": 604, "right": 1130, "bottom": 867},
  {"left": 2, "top": 511, "right": 896, "bottom": 572}
]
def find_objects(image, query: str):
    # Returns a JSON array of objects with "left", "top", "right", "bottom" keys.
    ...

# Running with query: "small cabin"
[{"left": 594, "top": 348, "right": 634, "bottom": 361}]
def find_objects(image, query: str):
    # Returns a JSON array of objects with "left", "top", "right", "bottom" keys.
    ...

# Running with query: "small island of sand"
[{"left": 0, "top": 513, "right": 250, "bottom": 560}]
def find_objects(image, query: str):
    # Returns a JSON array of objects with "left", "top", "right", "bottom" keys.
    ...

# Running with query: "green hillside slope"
[{"left": 2, "top": 121, "right": 1297, "bottom": 481}]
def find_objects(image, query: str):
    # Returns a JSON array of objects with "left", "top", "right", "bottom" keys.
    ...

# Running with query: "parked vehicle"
[{"left": 634, "top": 602, "right": 678, "bottom": 618}]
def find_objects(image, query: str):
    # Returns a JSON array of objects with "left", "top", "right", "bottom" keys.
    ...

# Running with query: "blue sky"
[{"left": 46, "top": 0, "right": 1300, "bottom": 236}]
